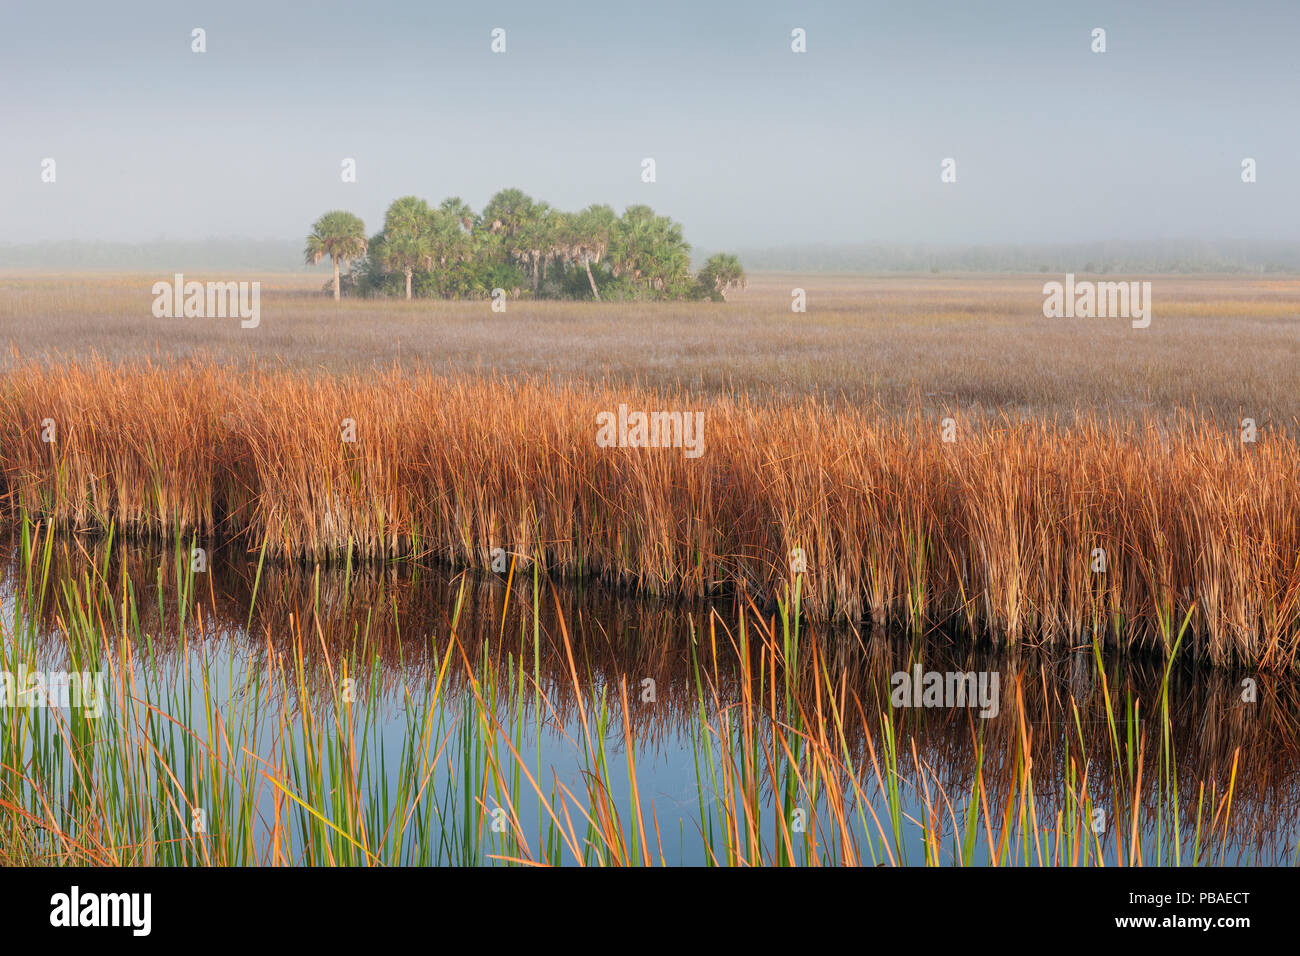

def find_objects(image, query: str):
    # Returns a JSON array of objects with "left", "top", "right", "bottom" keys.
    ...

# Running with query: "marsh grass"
[
  {"left": 1, "top": 360, "right": 1297, "bottom": 668},
  {"left": 3, "top": 273, "right": 1298, "bottom": 420}
]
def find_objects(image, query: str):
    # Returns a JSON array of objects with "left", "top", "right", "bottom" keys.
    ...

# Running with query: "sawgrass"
[{"left": 1, "top": 359, "right": 1297, "bottom": 668}]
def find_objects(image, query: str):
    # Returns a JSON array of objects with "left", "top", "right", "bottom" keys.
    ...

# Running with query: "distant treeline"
[
  {"left": 305, "top": 191, "right": 745, "bottom": 303},
  {"left": 725, "top": 239, "right": 1300, "bottom": 275},
  {"left": 5, "top": 237, "right": 1300, "bottom": 277},
  {"left": 0, "top": 239, "right": 308, "bottom": 273}
]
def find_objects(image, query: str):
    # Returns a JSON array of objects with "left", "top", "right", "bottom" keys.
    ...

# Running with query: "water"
[{"left": 2, "top": 534, "right": 1297, "bottom": 865}]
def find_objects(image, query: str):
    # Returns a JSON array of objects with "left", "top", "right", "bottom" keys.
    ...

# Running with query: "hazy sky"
[{"left": 2, "top": 0, "right": 1296, "bottom": 249}]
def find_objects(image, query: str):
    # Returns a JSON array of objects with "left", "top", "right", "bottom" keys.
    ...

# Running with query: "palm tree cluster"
[{"left": 305, "top": 190, "right": 745, "bottom": 302}]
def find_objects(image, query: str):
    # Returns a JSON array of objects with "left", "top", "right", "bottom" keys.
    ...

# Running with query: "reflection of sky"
[{"left": 3, "top": 0, "right": 1297, "bottom": 248}]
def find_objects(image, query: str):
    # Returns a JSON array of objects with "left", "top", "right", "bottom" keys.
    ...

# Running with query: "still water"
[{"left": 2, "top": 535, "right": 1297, "bottom": 865}]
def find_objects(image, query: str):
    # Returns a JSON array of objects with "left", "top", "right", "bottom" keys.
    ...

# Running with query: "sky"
[{"left": 1, "top": 0, "right": 1297, "bottom": 250}]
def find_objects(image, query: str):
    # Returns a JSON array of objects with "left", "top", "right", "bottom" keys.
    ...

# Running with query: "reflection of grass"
[
  {"left": 0, "top": 525, "right": 1276, "bottom": 866},
  {"left": 683, "top": 590, "right": 1239, "bottom": 866},
  {"left": 2, "top": 359, "right": 1297, "bottom": 667}
]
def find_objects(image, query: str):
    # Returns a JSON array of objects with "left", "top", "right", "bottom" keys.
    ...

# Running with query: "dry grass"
[
  {"left": 3, "top": 272, "right": 1293, "bottom": 867},
  {"left": 0, "top": 358, "right": 1296, "bottom": 669},
  {"left": 2, "top": 272, "right": 1298, "bottom": 420}
]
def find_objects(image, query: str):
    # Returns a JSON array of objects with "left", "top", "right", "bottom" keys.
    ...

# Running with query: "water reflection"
[{"left": 4, "top": 534, "right": 1298, "bottom": 864}]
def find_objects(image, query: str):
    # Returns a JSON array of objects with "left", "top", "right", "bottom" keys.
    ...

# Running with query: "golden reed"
[{"left": 0, "top": 358, "right": 1296, "bottom": 668}]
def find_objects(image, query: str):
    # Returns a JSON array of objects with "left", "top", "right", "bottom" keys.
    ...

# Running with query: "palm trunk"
[
  {"left": 332, "top": 257, "right": 341, "bottom": 301},
  {"left": 584, "top": 255, "right": 600, "bottom": 301},
  {"left": 405, "top": 268, "right": 413, "bottom": 300}
]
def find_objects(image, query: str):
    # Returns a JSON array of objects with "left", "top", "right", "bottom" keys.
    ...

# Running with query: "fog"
[{"left": 2, "top": 0, "right": 1296, "bottom": 250}]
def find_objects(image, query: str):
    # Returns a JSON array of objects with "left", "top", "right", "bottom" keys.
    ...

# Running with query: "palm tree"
[
  {"left": 697, "top": 253, "right": 747, "bottom": 300},
  {"left": 611, "top": 205, "right": 691, "bottom": 294},
  {"left": 657, "top": 240, "right": 692, "bottom": 292},
  {"left": 572, "top": 204, "right": 616, "bottom": 300},
  {"left": 428, "top": 207, "right": 469, "bottom": 268},
  {"left": 482, "top": 189, "right": 547, "bottom": 292},
  {"left": 305, "top": 210, "right": 368, "bottom": 301},
  {"left": 515, "top": 203, "right": 557, "bottom": 294},
  {"left": 439, "top": 197, "right": 477, "bottom": 233},
  {"left": 540, "top": 208, "right": 570, "bottom": 289},
  {"left": 380, "top": 196, "right": 433, "bottom": 300},
  {"left": 610, "top": 205, "right": 653, "bottom": 282},
  {"left": 481, "top": 188, "right": 536, "bottom": 240}
]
